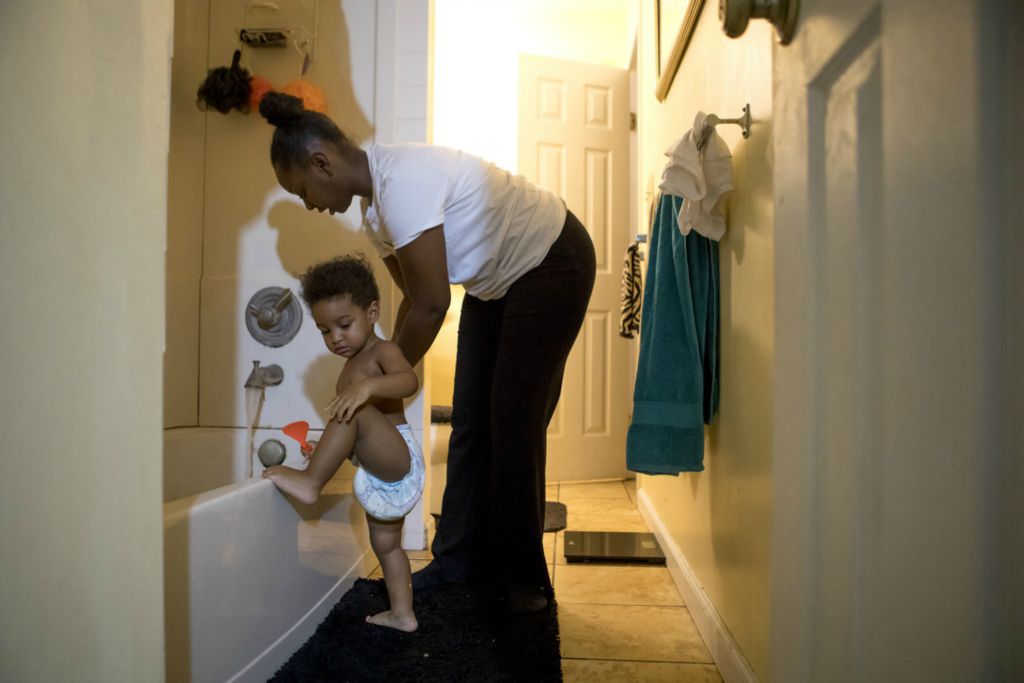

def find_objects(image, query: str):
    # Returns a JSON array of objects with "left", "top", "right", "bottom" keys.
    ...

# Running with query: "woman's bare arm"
[
  {"left": 390, "top": 226, "right": 451, "bottom": 367},
  {"left": 383, "top": 255, "right": 411, "bottom": 337}
]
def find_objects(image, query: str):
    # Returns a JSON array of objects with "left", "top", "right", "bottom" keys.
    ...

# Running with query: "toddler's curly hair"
[{"left": 299, "top": 254, "right": 380, "bottom": 310}]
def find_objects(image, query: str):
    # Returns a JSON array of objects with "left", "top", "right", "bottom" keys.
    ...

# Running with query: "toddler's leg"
[
  {"left": 262, "top": 406, "right": 382, "bottom": 505},
  {"left": 366, "top": 514, "right": 417, "bottom": 632}
]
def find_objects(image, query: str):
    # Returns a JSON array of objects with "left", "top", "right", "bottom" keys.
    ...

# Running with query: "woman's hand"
[{"left": 324, "top": 381, "right": 372, "bottom": 423}]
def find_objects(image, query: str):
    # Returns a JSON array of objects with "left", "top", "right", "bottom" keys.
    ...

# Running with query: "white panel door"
[
  {"left": 773, "top": 1, "right": 1007, "bottom": 681},
  {"left": 519, "top": 54, "right": 631, "bottom": 482}
]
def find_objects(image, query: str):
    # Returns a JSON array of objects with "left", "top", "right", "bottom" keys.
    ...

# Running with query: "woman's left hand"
[{"left": 324, "top": 382, "right": 372, "bottom": 423}]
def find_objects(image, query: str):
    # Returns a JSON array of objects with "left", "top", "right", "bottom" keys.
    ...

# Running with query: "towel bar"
[{"left": 696, "top": 103, "right": 751, "bottom": 150}]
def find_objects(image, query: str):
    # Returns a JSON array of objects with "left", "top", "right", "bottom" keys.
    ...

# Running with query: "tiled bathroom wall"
[
  {"left": 165, "top": 0, "right": 432, "bottom": 545},
  {"left": 165, "top": 0, "right": 430, "bottom": 432}
]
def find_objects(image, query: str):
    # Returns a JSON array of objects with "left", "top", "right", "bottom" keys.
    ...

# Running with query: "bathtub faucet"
[{"left": 244, "top": 361, "right": 284, "bottom": 389}]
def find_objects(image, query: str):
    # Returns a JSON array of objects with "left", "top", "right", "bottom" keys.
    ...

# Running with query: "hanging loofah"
[
  {"left": 248, "top": 74, "right": 275, "bottom": 111},
  {"left": 281, "top": 79, "right": 327, "bottom": 113},
  {"left": 196, "top": 49, "right": 252, "bottom": 114}
]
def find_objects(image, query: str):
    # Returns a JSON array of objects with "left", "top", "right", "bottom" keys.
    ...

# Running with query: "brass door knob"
[{"left": 719, "top": 0, "right": 799, "bottom": 44}]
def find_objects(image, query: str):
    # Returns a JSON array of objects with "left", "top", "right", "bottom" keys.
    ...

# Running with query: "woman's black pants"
[{"left": 430, "top": 210, "right": 596, "bottom": 596}]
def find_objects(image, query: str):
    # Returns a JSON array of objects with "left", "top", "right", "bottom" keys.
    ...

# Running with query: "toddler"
[{"left": 263, "top": 254, "right": 423, "bottom": 632}]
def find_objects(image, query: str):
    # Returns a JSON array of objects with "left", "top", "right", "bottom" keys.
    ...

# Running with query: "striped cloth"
[{"left": 619, "top": 241, "right": 643, "bottom": 338}]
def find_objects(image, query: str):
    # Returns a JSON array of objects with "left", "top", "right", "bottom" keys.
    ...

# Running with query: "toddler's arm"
[{"left": 327, "top": 342, "right": 418, "bottom": 422}]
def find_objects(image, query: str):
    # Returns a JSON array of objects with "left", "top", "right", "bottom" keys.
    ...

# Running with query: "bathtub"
[{"left": 163, "top": 428, "right": 375, "bottom": 682}]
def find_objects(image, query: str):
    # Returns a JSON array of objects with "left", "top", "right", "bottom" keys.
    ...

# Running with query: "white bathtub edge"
[
  {"left": 163, "top": 476, "right": 268, "bottom": 526},
  {"left": 227, "top": 548, "right": 373, "bottom": 683}
]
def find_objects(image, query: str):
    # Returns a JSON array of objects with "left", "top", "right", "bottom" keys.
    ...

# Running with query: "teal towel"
[{"left": 626, "top": 193, "right": 719, "bottom": 475}]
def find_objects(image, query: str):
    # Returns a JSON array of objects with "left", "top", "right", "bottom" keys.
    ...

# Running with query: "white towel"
[{"left": 658, "top": 111, "right": 734, "bottom": 241}]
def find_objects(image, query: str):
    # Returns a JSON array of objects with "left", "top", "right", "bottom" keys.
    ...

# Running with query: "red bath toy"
[{"left": 283, "top": 421, "right": 313, "bottom": 454}]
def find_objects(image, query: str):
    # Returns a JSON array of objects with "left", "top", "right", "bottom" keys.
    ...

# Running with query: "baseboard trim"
[{"left": 636, "top": 488, "right": 761, "bottom": 683}]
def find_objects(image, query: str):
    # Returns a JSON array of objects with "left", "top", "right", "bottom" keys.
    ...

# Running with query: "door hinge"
[{"left": 630, "top": 112, "right": 637, "bottom": 130}]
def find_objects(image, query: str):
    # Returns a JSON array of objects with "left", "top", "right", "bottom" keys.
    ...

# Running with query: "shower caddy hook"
[{"left": 237, "top": 0, "right": 320, "bottom": 72}]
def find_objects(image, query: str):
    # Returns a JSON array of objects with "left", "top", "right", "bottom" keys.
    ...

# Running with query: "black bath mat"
[
  {"left": 543, "top": 501, "right": 567, "bottom": 533},
  {"left": 270, "top": 578, "right": 562, "bottom": 682}
]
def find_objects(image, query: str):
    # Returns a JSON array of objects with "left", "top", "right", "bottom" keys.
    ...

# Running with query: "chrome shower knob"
[
  {"left": 257, "top": 438, "right": 287, "bottom": 468},
  {"left": 245, "top": 286, "right": 303, "bottom": 347}
]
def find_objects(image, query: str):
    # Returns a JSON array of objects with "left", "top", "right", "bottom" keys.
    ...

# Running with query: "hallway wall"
[
  {"left": 0, "top": 2, "right": 171, "bottom": 680},
  {"left": 635, "top": 4, "right": 774, "bottom": 679}
]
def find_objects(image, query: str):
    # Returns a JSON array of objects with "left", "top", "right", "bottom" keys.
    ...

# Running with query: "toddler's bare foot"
[
  {"left": 365, "top": 610, "right": 418, "bottom": 632},
  {"left": 262, "top": 466, "right": 319, "bottom": 505}
]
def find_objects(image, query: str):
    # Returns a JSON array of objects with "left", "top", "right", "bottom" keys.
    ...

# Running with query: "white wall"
[
  {"left": 162, "top": 0, "right": 378, "bottom": 430},
  {"left": 165, "top": 0, "right": 433, "bottom": 546},
  {"left": 197, "top": 0, "right": 379, "bottom": 430},
  {"left": 635, "top": 3, "right": 774, "bottom": 680},
  {"left": 0, "top": 2, "right": 171, "bottom": 680},
  {"left": 165, "top": 1, "right": 430, "bottom": 432}
]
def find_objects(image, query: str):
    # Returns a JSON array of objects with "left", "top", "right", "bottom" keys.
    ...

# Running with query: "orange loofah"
[
  {"left": 281, "top": 79, "right": 327, "bottom": 113},
  {"left": 248, "top": 75, "right": 275, "bottom": 111}
]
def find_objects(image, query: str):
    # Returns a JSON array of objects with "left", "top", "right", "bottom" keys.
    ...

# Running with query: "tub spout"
[{"left": 244, "top": 361, "right": 284, "bottom": 389}]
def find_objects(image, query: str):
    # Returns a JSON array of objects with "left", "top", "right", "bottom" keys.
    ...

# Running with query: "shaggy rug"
[{"left": 270, "top": 578, "right": 562, "bottom": 682}]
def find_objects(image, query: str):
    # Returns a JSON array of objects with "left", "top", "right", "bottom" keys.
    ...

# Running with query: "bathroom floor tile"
[
  {"left": 558, "top": 603, "right": 712, "bottom": 663},
  {"left": 623, "top": 478, "right": 637, "bottom": 504},
  {"left": 566, "top": 504, "right": 650, "bottom": 533},
  {"left": 562, "top": 659, "right": 722, "bottom": 683},
  {"left": 564, "top": 496, "right": 637, "bottom": 516},
  {"left": 559, "top": 481, "right": 632, "bottom": 503},
  {"left": 554, "top": 564, "right": 683, "bottom": 606}
]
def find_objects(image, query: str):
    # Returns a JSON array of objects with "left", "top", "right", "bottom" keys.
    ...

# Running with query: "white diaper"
[{"left": 352, "top": 423, "right": 424, "bottom": 522}]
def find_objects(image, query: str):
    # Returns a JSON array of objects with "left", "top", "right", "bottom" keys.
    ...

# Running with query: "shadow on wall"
[
  {"left": 266, "top": 199, "right": 366, "bottom": 274},
  {"left": 167, "top": 3, "right": 379, "bottom": 678},
  {"left": 719, "top": 114, "right": 774, "bottom": 268},
  {"left": 266, "top": 198, "right": 377, "bottom": 411},
  {"left": 197, "top": 0, "right": 376, "bottom": 425}
]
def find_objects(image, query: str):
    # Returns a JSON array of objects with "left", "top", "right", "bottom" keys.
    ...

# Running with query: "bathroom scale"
[{"left": 562, "top": 530, "right": 666, "bottom": 565}]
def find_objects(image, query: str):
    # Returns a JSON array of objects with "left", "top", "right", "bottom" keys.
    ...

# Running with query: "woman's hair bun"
[{"left": 260, "top": 92, "right": 306, "bottom": 127}]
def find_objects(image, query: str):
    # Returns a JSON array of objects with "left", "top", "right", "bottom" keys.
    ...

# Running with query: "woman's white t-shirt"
[{"left": 360, "top": 143, "right": 567, "bottom": 301}]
